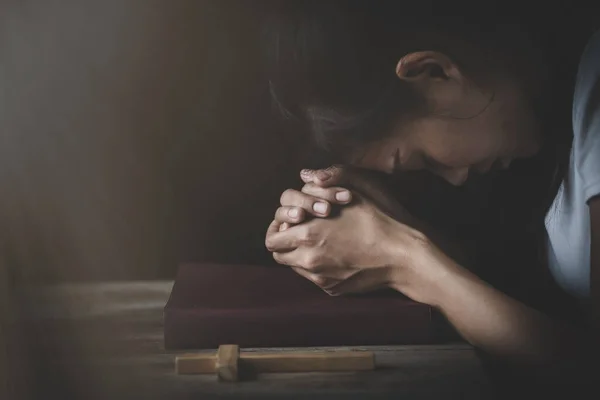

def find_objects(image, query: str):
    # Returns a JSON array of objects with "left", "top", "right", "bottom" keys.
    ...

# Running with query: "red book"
[{"left": 164, "top": 263, "right": 449, "bottom": 350}]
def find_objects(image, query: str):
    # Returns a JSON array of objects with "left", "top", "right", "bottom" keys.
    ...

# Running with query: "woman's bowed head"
[
  {"left": 263, "top": 0, "right": 600, "bottom": 386},
  {"left": 264, "top": 1, "right": 546, "bottom": 296}
]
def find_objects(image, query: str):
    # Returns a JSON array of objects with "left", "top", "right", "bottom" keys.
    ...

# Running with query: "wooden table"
[{"left": 23, "top": 281, "right": 495, "bottom": 399}]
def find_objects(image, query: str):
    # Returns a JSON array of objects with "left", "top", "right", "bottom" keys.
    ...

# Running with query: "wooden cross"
[{"left": 175, "top": 345, "right": 376, "bottom": 381}]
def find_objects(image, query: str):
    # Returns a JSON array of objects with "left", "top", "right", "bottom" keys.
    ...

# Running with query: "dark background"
[
  {"left": 1, "top": 0, "right": 294, "bottom": 282},
  {"left": 1, "top": 0, "right": 598, "bottom": 284},
  {"left": 1, "top": 2, "right": 598, "bottom": 399}
]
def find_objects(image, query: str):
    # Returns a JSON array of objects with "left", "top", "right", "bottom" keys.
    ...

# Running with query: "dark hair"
[
  {"left": 263, "top": 1, "right": 589, "bottom": 221},
  {"left": 265, "top": 1, "right": 545, "bottom": 155}
]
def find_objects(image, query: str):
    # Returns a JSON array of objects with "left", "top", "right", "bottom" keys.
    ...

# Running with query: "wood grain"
[
  {"left": 175, "top": 348, "right": 374, "bottom": 377},
  {"left": 243, "top": 351, "right": 374, "bottom": 373},
  {"left": 175, "top": 353, "right": 215, "bottom": 375},
  {"left": 216, "top": 344, "right": 240, "bottom": 381},
  {"left": 23, "top": 280, "right": 494, "bottom": 399}
]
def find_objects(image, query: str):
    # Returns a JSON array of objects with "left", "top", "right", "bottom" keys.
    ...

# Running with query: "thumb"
[
  {"left": 299, "top": 165, "right": 351, "bottom": 187},
  {"left": 299, "top": 165, "right": 400, "bottom": 215},
  {"left": 301, "top": 165, "right": 380, "bottom": 198}
]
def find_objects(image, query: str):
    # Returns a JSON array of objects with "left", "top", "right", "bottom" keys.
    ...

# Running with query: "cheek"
[{"left": 424, "top": 127, "right": 498, "bottom": 167}]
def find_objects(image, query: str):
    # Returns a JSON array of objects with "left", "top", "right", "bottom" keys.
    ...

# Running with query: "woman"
[{"left": 263, "top": 1, "right": 598, "bottom": 388}]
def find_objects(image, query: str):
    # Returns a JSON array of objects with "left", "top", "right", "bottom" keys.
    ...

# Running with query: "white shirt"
[{"left": 545, "top": 30, "right": 600, "bottom": 299}]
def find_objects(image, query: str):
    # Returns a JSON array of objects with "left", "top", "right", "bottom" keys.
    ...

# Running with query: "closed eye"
[{"left": 422, "top": 154, "right": 452, "bottom": 171}]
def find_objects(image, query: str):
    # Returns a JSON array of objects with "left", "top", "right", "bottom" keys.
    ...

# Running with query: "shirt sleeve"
[{"left": 573, "top": 30, "right": 600, "bottom": 202}]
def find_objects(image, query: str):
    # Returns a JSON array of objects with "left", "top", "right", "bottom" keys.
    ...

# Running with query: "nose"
[{"left": 438, "top": 168, "right": 469, "bottom": 186}]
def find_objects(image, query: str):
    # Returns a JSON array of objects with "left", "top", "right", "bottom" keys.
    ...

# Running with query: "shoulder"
[
  {"left": 579, "top": 30, "right": 600, "bottom": 72},
  {"left": 574, "top": 30, "right": 600, "bottom": 121},
  {"left": 572, "top": 30, "right": 600, "bottom": 201}
]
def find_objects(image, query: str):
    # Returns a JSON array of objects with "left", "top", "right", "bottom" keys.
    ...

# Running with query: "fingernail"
[
  {"left": 316, "top": 170, "right": 331, "bottom": 181},
  {"left": 301, "top": 169, "right": 312, "bottom": 176},
  {"left": 313, "top": 202, "right": 328, "bottom": 214},
  {"left": 288, "top": 208, "right": 299, "bottom": 218},
  {"left": 335, "top": 190, "right": 350, "bottom": 202}
]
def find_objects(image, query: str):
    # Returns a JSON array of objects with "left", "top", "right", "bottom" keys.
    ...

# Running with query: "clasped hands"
[{"left": 265, "top": 165, "right": 453, "bottom": 305}]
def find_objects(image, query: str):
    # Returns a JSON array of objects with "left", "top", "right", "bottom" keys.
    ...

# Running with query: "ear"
[
  {"left": 396, "top": 51, "right": 461, "bottom": 82},
  {"left": 396, "top": 51, "right": 485, "bottom": 116}
]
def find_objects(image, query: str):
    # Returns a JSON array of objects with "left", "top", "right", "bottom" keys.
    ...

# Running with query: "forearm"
[{"left": 430, "top": 260, "right": 592, "bottom": 369}]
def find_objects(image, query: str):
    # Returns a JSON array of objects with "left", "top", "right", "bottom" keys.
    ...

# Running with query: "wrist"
[
  {"left": 419, "top": 253, "right": 480, "bottom": 311},
  {"left": 384, "top": 225, "right": 465, "bottom": 308}
]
